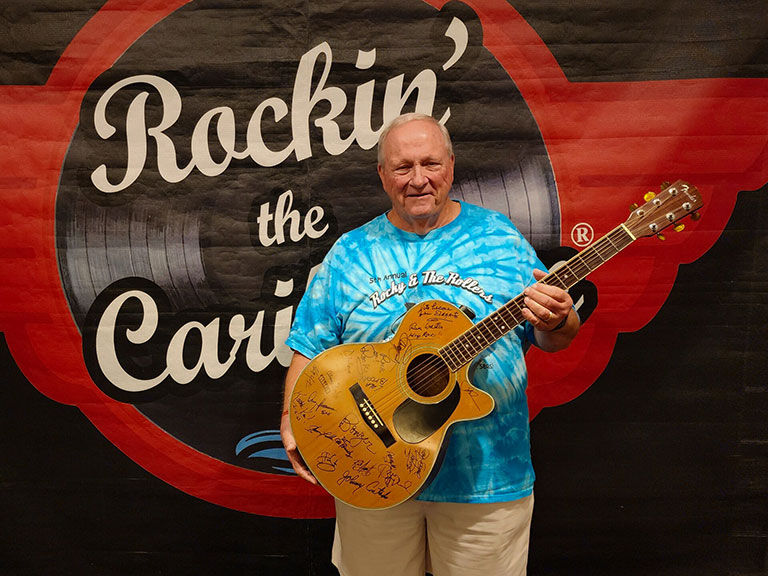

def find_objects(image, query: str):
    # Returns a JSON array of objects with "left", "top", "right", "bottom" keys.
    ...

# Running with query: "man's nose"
[{"left": 410, "top": 165, "right": 427, "bottom": 186}]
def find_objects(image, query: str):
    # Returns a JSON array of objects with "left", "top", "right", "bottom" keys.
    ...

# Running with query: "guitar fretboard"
[{"left": 438, "top": 224, "right": 636, "bottom": 371}]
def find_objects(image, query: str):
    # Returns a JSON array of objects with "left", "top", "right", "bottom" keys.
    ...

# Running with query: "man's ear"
[{"left": 377, "top": 163, "right": 385, "bottom": 184}]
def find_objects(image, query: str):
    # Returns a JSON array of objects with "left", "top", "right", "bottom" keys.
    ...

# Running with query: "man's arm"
[
  {"left": 280, "top": 352, "right": 318, "bottom": 484},
  {"left": 521, "top": 268, "right": 581, "bottom": 352}
]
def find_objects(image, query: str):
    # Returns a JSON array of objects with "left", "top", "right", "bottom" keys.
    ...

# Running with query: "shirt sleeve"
[{"left": 285, "top": 258, "right": 344, "bottom": 359}]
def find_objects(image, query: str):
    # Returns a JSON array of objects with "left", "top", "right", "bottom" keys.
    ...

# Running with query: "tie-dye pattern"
[{"left": 287, "top": 202, "right": 544, "bottom": 503}]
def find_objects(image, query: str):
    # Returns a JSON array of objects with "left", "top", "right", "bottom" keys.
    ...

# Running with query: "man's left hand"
[{"left": 523, "top": 269, "right": 580, "bottom": 351}]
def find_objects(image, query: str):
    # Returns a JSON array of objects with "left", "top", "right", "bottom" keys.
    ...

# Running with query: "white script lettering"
[
  {"left": 90, "top": 19, "right": 468, "bottom": 192},
  {"left": 256, "top": 189, "right": 328, "bottom": 247},
  {"left": 93, "top": 267, "right": 319, "bottom": 395}
]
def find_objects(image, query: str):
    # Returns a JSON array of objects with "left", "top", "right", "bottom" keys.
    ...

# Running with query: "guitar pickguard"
[{"left": 393, "top": 384, "right": 460, "bottom": 444}]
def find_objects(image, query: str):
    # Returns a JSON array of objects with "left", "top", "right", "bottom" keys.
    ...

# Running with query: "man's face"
[{"left": 377, "top": 119, "right": 455, "bottom": 233}]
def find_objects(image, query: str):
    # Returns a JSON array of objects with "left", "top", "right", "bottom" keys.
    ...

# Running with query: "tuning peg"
[
  {"left": 691, "top": 212, "right": 701, "bottom": 221},
  {"left": 630, "top": 202, "right": 639, "bottom": 210},
  {"left": 644, "top": 191, "right": 656, "bottom": 202},
  {"left": 660, "top": 181, "right": 670, "bottom": 189},
  {"left": 674, "top": 223, "right": 685, "bottom": 232}
]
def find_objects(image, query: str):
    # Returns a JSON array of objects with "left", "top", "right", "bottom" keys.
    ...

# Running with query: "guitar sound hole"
[{"left": 405, "top": 354, "right": 450, "bottom": 398}]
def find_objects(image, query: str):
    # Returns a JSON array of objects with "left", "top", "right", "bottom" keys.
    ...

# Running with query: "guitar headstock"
[{"left": 623, "top": 180, "right": 703, "bottom": 239}]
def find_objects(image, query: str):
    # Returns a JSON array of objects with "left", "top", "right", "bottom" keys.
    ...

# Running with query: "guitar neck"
[{"left": 439, "top": 223, "right": 637, "bottom": 370}]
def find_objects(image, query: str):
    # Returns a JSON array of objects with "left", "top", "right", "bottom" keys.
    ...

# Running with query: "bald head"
[{"left": 377, "top": 113, "right": 453, "bottom": 166}]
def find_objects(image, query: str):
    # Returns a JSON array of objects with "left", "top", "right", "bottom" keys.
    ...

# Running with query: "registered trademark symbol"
[{"left": 571, "top": 223, "right": 594, "bottom": 247}]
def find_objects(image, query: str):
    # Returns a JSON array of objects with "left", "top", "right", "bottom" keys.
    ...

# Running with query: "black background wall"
[{"left": 1, "top": 1, "right": 766, "bottom": 575}]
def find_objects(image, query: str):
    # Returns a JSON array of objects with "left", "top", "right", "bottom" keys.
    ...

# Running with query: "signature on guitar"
[{"left": 292, "top": 390, "right": 336, "bottom": 421}]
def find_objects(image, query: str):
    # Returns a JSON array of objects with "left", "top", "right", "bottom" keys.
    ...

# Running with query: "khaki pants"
[{"left": 332, "top": 494, "right": 534, "bottom": 576}]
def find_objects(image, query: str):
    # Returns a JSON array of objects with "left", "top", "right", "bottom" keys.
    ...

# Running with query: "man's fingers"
[
  {"left": 286, "top": 446, "right": 318, "bottom": 485},
  {"left": 525, "top": 278, "right": 573, "bottom": 312},
  {"left": 281, "top": 419, "right": 319, "bottom": 485}
]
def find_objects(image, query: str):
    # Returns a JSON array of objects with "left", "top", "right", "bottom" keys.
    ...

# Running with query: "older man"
[{"left": 281, "top": 113, "right": 579, "bottom": 576}]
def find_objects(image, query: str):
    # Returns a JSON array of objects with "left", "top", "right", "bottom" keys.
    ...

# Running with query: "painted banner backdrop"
[{"left": 1, "top": 0, "right": 766, "bottom": 533}]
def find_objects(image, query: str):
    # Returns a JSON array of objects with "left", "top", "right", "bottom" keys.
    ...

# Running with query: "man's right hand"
[
  {"left": 280, "top": 352, "right": 318, "bottom": 484},
  {"left": 280, "top": 409, "right": 318, "bottom": 485}
]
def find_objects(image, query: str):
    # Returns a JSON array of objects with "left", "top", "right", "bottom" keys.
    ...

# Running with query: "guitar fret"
[
  {"left": 463, "top": 336, "right": 479, "bottom": 357},
  {"left": 493, "top": 310, "right": 513, "bottom": 333},
  {"left": 606, "top": 228, "right": 632, "bottom": 252},
  {"left": 452, "top": 344, "right": 466, "bottom": 367},
  {"left": 594, "top": 243, "right": 615, "bottom": 264},
  {"left": 498, "top": 309, "right": 520, "bottom": 332},
  {"left": 552, "top": 262, "right": 577, "bottom": 288},
  {"left": 547, "top": 271, "right": 567, "bottom": 290},
  {"left": 452, "top": 342, "right": 466, "bottom": 362},
  {"left": 487, "top": 312, "right": 504, "bottom": 334},
  {"left": 590, "top": 244, "right": 607, "bottom": 262},
  {"left": 439, "top": 346, "right": 460, "bottom": 371},
  {"left": 449, "top": 343, "right": 467, "bottom": 367},
  {"left": 483, "top": 320, "right": 502, "bottom": 347},
  {"left": 604, "top": 234, "right": 621, "bottom": 252},
  {"left": 615, "top": 228, "right": 635, "bottom": 249},
  {"left": 509, "top": 296, "right": 526, "bottom": 319},
  {"left": 580, "top": 250, "right": 602, "bottom": 270},
  {"left": 570, "top": 255, "right": 588, "bottom": 274},
  {"left": 494, "top": 307, "right": 509, "bottom": 328},
  {"left": 449, "top": 340, "right": 463, "bottom": 363},
  {"left": 590, "top": 246, "right": 609, "bottom": 263},
  {"left": 595, "top": 244, "right": 612, "bottom": 261},
  {"left": 605, "top": 239, "right": 622, "bottom": 253},
  {"left": 459, "top": 334, "right": 478, "bottom": 357},
  {"left": 565, "top": 261, "right": 581, "bottom": 284},
  {"left": 476, "top": 320, "right": 495, "bottom": 342},
  {"left": 465, "top": 330, "right": 478, "bottom": 356}
]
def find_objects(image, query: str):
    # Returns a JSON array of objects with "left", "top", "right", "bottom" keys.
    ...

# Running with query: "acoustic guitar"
[{"left": 289, "top": 180, "right": 702, "bottom": 509}]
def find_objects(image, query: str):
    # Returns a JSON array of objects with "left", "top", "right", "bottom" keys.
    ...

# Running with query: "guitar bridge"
[{"left": 349, "top": 383, "right": 396, "bottom": 448}]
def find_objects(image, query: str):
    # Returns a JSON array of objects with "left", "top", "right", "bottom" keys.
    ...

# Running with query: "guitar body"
[{"left": 290, "top": 300, "right": 495, "bottom": 509}]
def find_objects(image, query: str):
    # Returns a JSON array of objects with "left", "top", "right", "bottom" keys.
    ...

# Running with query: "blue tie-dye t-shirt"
[{"left": 286, "top": 201, "right": 545, "bottom": 503}]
